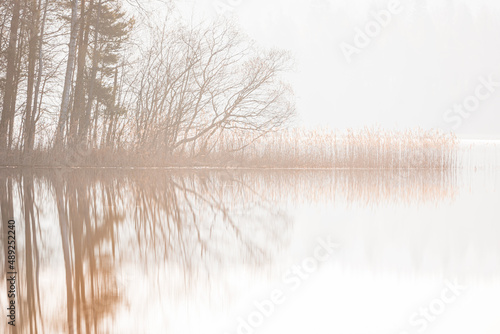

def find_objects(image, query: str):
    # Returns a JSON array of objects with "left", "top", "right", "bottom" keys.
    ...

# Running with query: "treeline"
[
  {"left": 0, "top": 1, "right": 458, "bottom": 169},
  {"left": 0, "top": 0, "right": 295, "bottom": 165}
]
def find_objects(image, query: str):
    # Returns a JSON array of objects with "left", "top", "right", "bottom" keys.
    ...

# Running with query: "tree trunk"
[
  {"left": 55, "top": 0, "right": 80, "bottom": 149},
  {"left": 79, "top": 0, "right": 101, "bottom": 145},
  {"left": 69, "top": 0, "right": 92, "bottom": 148},
  {"left": 105, "top": 66, "right": 119, "bottom": 148},
  {"left": 28, "top": 0, "right": 49, "bottom": 153},
  {"left": 0, "top": 0, "right": 21, "bottom": 151},
  {"left": 23, "top": 0, "right": 41, "bottom": 159}
]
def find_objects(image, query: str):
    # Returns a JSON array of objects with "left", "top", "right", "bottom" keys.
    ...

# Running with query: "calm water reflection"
[{"left": 0, "top": 165, "right": 498, "bottom": 333}]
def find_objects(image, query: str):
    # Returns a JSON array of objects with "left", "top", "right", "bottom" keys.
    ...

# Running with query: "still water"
[{"left": 0, "top": 143, "right": 499, "bottom": 334}]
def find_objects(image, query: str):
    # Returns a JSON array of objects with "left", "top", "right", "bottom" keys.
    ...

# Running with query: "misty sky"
[{"left": 169, "top": 0, "right": 500, "bottom": 136}]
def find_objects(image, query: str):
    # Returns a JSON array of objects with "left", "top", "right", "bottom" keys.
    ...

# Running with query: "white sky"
[{"left": 163, "top": 0, "right": 500, "bottom": 136}]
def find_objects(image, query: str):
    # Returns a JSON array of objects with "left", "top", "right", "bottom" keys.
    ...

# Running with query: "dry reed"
[
  {"left": 204, "top": 127, "right": 458, "bottom": 169},
  {"left": 0, "top": 127, "right": 458, "bottom": 169}
]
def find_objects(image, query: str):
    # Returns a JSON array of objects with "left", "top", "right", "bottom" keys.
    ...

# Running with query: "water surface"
[{"left": 1, "top": 142, "right": 499, "bottom": 334}]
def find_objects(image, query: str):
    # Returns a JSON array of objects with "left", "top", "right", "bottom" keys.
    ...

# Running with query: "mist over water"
[{"left": 0, "top": 143, "right": 498, "bottom": 333}]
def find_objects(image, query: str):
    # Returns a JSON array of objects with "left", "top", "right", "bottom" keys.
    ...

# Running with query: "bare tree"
[{"left": 133, "top": 20, "right": 295, "bottom": 156}]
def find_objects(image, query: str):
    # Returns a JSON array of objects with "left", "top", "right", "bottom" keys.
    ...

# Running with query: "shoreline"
[{"left": 0, "top": 166, "right": 471, "bottom": 170}]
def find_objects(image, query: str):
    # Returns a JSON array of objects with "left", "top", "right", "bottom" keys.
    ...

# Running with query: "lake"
[{"left": 0, "top": 141, "right": 499, "bottom": 334}]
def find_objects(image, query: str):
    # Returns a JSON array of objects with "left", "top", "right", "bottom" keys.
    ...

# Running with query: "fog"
[
  {"left": 174, "top": 0, "right": 500, "bottom": 136},
  {"left": 1, "top": 1, "right": 499, "bottom": 333}
]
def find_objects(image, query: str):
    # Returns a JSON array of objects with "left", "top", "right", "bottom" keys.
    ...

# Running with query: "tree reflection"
[{"left": 0, "top": 168, "right": 456, "bottom": 333}]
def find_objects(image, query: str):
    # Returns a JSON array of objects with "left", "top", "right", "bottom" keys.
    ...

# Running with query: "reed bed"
[
  {"left": 206, "top": 127, "right": 459, "bottom": 169},
  {"left": 1, "top": 127, "right": 458, "bottom": 169}
]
